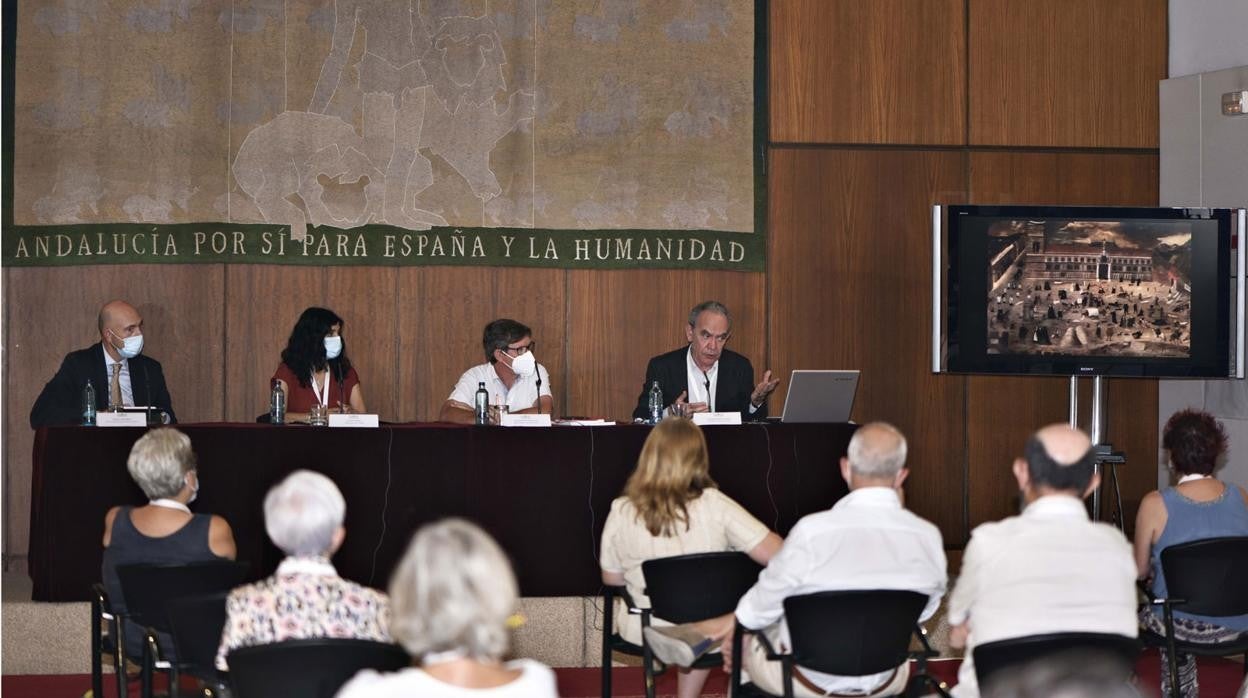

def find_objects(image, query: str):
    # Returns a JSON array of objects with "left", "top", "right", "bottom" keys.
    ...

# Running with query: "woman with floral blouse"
[{"left": 215, "top": 470, "right": 390, "bottom": 669}]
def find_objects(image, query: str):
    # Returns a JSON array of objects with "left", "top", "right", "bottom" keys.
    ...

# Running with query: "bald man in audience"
[
  {"left": 946, "top": 424, "right": 1138, "bottom": 698},
  {"left": 30, "top": 300, "right": 176, "bottom": 427},
  {"left": 646, "top": 422, "right": 947, "bottom": 697}
]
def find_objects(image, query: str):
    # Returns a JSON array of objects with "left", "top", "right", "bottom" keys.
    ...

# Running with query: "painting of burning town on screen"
[{"left": 987, "top": 218, "right": 1193, "bottom": 358}]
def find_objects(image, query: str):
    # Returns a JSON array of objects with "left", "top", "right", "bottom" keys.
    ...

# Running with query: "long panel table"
[{"left": 30, "top": 422, "right": 855, "bottom": 601}]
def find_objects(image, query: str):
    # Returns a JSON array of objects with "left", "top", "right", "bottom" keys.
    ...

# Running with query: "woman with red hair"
[{"left": 1134, "top": 408, "right": 1248, "bottom": 697}]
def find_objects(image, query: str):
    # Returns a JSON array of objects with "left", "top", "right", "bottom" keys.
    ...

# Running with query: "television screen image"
[
  {"left": 986, "top": 218, "right": 1192, "bottom": 359},
  {"left": 934, "top": 205, "right": 1245, "bottom": 378}
]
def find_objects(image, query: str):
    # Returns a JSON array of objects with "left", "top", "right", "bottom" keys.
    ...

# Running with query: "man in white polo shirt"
[
  {"left": 439, "top": 318, "right": 552, "bottom": 423},
  {"left": 947, "top": 424, "right": 1138, "bottom": 698},
  {"left": 645, "top": 422, "right": 947, "bottom": 697}
]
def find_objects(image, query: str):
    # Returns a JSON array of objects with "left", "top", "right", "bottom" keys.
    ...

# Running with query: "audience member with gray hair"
[
  {"left": 215, "top": 470, "right": 389, "bottom": 670},
  {"left": 101, "top": 427, "right": 236, "bottom": 660},
  {"left": 644, "top": 422, "right": 946, "bottom": 698},
  {"left": 337, "top": 519, "right": 558, "bottom": 698}
]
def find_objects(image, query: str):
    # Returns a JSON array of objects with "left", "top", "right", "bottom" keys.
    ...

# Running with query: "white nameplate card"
[
  {"left": 692, "top": 412, "right": 742, "bottom": 426},
  {"left": 500, "top": 413, "right": 553, "bottom": 427},
  {"left": 96, "top": 412, "right": 148, "bottom": 427},
  {"left": 328, "top": 413, "right": 379, "bottom": 428}
]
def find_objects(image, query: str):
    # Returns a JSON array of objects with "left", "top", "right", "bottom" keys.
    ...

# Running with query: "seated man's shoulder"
[
  {"left": 900, "top": 509, "right": 945, "bottom": 539},
  {"left": 965, "top": 516, "right": 1018, "bottom": 545}
]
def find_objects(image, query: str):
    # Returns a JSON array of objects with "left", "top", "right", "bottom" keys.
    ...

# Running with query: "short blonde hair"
[
  {"left": 264, "top": 470, "right": 346, "bottom": 556},
  {"left": 389, "top": 519, "right": 518, "bottom": 660},
  {"left": 623, "top": 417, "right": 717, "bottom": 536},
  {"left": 126, "top": 428, "right": 196, "bottom": 499}
]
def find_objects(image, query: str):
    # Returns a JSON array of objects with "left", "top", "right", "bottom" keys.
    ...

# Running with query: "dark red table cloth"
[{"left": 30, "top": 422, "right": 854, "bottom": 601}]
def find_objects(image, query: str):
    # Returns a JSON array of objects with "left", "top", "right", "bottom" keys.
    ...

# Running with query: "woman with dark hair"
[
  {"left": 273, "top": 307, "right": 366, "bottom": 422},
  {"left": 1134, "top": 408, "right": 1248, "bottom": 697}
]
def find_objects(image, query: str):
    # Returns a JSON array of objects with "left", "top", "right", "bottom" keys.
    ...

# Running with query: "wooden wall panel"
[
  {"left": 770, "top": 0, "right": 965, "bottom": 145},
  {"left": 326, "top": 268, "right": 400, "bottom": 421},
  {"left": 968, "top": 0, "right": 1167, "bottom": 148},
  {"left": 767, "top": 148, "right": 968, "bottom": 542},
  {"left": 966, "top": 151, "right": 1160, "bottom": 530},
  {"left": 395, "top": 267, "right": 568, "bottom": 423},
  {"left": 565, "top": 270, "right": 766, "bottom": 420},
  {"left": 398, "top": 267, "right": 496, "bottom": 423},
  {"left": 490, "top": 268, "right": 568, "bottom": 417},
  {"left": 3, "top": 265, "right": 225, "bottom": 563},
  {"left": 223, "top": 266, "right": 326, "bottom": 421}
]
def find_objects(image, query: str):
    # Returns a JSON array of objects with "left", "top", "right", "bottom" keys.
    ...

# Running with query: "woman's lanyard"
[{"left": 309, "top": 371, "right": 329, "bottom": 406}]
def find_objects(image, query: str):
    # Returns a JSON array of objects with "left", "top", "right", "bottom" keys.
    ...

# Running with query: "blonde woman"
[
  {"left": 337, "top": 519, "right": 557, "bottom": 697},
  {"left": 600, "top": 418, "right": 783, "bottom": 698}
]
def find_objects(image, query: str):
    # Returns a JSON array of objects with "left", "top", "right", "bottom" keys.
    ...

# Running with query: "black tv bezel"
[{"left": 938, "top": 204, "right": 1236, "bottom": 378}]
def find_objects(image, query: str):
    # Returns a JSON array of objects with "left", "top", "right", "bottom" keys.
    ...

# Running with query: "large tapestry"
[{"left": 4, "top": 0, "right": 764, "bottom": 270}]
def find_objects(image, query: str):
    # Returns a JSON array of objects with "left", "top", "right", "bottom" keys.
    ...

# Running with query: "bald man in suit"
[{"left": 31, "top": 300, "right": 176, "bottom": 428}]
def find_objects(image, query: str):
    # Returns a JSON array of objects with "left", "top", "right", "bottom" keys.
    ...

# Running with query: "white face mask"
[
  {"left": 186, "top": 471, "right": 199, "bottom": 504},
  {"left": 508, "top": 350, "right": 537, "bottom": 378},
  {"left": 110, "top": 330, "right": 144, "bottom": 359},
  {"left": 324, "top": 335, "right": 343, "bottom": 360}
]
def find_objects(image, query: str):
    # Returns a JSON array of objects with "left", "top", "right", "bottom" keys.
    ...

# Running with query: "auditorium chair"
[
  {"left": 91, "top": 582, "right": 130, "bottom": 698},
  {"left": 972, "top": 631, "right": 1140, "bottom": 692},
  {"left": 729, "top": 589, "right": 949, "bottom": 698},
  {"left": 115, "top": 560, "right": 250, "bottom": 698},
  {"left": 164, "top": 592, "right": 234, "bottom": 697},
  {"left": 226, "top": 638, "right": 410, "bottom": 698},
  {"left": 601, "top": 551, "right": 762, "bottom": 698},
  {"left": 1140, "top": 536, "right": 1248, "bottom": 698}
]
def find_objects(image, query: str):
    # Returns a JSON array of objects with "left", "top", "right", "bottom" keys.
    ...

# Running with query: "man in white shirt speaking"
[
  {"left": 946, "top": 424, "right": 1138, "bottom": 698},
  {"left": 647, "top": 422, "right": 947, "bottom": 697}
]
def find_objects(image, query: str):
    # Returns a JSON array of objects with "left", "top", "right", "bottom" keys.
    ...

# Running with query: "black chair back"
[
  {"left": 116, "top": 561, "right": 250, "bottom": 635},
  {"left": 165, "top": 592, "right": 231, "bottom": 681},
  {"left": 642, "top": 551, "right": 762, "bottom": 623},
  {"left": 782, "top": 590, "right": 928, "bottom": 676},
  {"left": 973, "top": 632, "right": 1140, "bottom": 689},
  {"left": 227, "top": 638, "right": 411, "bottom": 698},
  {"left": 1160, "top": 536, "right": 1248, "bottom": 617}
]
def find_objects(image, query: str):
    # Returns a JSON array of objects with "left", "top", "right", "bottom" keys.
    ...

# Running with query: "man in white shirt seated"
[
  {"left": 646, "top": 422, "right": 947, "bottom": 697},
  {"left": 439, "top": 319, "right": 552, "bottom": 423},
  {"left": 946, "top": 423, "right": 1138, "bottom": 698}
]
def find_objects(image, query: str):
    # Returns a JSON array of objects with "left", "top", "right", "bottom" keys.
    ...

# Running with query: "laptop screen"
[{"left": 780, "top": 370, "right": 860, "bottom": 423}]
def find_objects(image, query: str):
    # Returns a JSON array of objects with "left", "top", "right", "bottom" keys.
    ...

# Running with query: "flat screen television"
[{"left": 932, "top": 205, "right": 1246, "bottom": 378}]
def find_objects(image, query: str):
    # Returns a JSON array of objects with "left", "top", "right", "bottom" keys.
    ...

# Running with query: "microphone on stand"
[
  {"left": 535, "top": 368, "right": 543, "bottom": 414},
  {"left": 142, "top": 363, "right": 156, "bottom": 425}
]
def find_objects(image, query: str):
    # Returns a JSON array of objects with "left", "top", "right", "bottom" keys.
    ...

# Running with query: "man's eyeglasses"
[{"left": 503, "top": 341, "right": 535, "bottom": 356}]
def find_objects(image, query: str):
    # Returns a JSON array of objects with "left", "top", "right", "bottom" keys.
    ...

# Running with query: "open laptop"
[{"left": 779, "top": 370, "right": 860, "bottom": 423}]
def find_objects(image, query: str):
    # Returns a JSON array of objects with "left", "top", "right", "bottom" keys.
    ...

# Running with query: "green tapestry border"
[{"left": 2, "top": 223, "right": 765, "bottom": 271}]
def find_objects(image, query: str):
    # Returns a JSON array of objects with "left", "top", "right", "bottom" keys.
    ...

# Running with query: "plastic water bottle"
[
  {"left": 82, "top": 381, "right": 96, "bottom": 426},
  {"left": 474, "top": 381, "right": 489, "bottom": 425},
  {"left": 648, "top": 381, "right": 663, "bottom": 425},
  {"left": 269, "top": 380, "right": 286, "bottom": 425}
]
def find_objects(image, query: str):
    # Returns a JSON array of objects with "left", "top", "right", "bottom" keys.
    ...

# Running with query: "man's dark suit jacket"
[
  {"left": 30, "top": 344, "right": 177, "bottom": 428},
  {"left": 632, "top": 347, "right": 765, "bottom": 421}
]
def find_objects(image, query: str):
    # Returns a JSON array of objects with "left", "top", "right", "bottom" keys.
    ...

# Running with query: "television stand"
[{"left": 1069, "top": 376, "right": 1126, "bottom": 530}]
